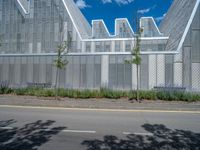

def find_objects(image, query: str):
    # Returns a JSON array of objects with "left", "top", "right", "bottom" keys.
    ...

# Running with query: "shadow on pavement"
[
  {"left": 82, "top": 124, "right": 200, "bottom": 150},
  {"left": 0, "top": 119, "right": 66, "bottom": 150}
]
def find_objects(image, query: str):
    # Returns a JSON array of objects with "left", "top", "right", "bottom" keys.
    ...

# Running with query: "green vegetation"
[{"left": 0, "top": 87, "right": 200, "bottom": 102}]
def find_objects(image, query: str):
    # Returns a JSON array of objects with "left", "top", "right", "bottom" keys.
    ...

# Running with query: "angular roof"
[
  {"left": 16, "top": 0, "right": 92, "bottom": 39},
  {"left": 62, "top": 0, "right": 91, "bottom": 39},
  {"left": 159, "top": 0, "right": 200, "bottom": 51},
  {"left": 15, "top": 0, "right": 29, "bottom": 17}
]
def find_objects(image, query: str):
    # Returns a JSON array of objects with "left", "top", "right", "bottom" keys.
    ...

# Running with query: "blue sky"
[{"left": 74, "top": 0, "right": 173, "bottom": 33}]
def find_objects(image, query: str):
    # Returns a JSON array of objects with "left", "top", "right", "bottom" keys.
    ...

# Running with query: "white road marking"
[
  {"left": 123, "top": 132, "right": 131, "bottom": 135},
  {"left": 123, "top": 132, "right": 153, "bottom": 136},
  {"left": 61, "top": 129, "right": 96, "bottom": 133},
  {"left": 0, "top": 127, "right": 14, "bottom": 130},
  {"left": 0, "top": 126, "right": 96, "bottom": 134}
]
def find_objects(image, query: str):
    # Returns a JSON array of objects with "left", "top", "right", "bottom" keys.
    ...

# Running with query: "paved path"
[{"left": 0, "top": 105, "right": 200, "bottom": 150}]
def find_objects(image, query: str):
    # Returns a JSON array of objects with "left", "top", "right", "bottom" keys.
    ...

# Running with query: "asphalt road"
[{"left": 0, "top": 106, "right": 200, "bottom": 150}]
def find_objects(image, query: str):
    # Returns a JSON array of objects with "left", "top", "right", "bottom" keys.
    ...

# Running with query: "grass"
[{"left": 0, "top": 87, "right": 200, "bottom": 102}]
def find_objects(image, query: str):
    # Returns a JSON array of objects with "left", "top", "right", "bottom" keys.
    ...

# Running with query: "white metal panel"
[
  {"left": 157, "top": 55, "right": 165, "bottom": 86},
  {"left": 2, "top": 57, "right": 9, "bottom": 81},
  {"left": 101, "top": 55, "right": 109, "bottom": 87},
  {"left": 132, "top": 64, "right": 137, "bottom": 90},
  {"left": 27, "top": 57, "right": 33, "bottom": 83},
  {"left": 174, "top": 63, "right": 183, "bottom": 86},
  {"left": 37, "top": 42, "right": 41, "bottom": 53},
  {"left": 82, "top": 42, "right": 86, "bottom": 52},
  {"left": 192, "top": 63, "right": 200, "bottom": 90},
  {"left": 111, "top": 41, "right": 115, "bottom": 52},
  {"left": 148, "top": 55, "right": 157, "bottom": 89},
  {"left": 29, "top": 43, "right": 33, "bottom": 53},
  {"left": 39, "top": 57, "right": 46, "bottom": 83},
  {"left": 65, "top": 56, "right": 73, "bottom": 88},
  {"left": 122, "top": 41, "right": 126, "bottom": 52},
  {"left": 14, "top": 57, "right": 21, "bottom": 85}
]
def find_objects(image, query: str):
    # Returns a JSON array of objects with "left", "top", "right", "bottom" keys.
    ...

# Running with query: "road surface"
[{"left": 0, "top": 105, "right": 200, "bottom": 150}]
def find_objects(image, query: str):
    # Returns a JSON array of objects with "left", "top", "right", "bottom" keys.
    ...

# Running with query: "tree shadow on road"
[
  {"left": 0, "top": 119, "right": 66, "bottom": 150},
  {"left": 82, "top": 124, "right": 200, "bottom": 150}
]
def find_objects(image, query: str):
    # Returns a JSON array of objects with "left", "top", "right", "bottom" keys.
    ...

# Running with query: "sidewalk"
[{"left": 0, "top": 95, "right": 200, "bottom": 111}]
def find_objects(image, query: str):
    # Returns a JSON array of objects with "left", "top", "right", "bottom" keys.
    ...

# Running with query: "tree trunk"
[
  {"left": 136, "top": 64, "right": 139, "bottom": 102},
  {"left": 55, "top": 67, "right": 59, "bottom": 100}
]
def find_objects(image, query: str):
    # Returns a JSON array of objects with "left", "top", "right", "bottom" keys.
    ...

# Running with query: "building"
[{"left": 0, "top": 0, "right": 199, "bottom": 91}]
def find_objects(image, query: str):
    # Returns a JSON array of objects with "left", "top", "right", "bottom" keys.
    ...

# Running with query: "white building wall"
[
  {"left": 101, "top": 55, "right": 109, "bottom": 87},
  {"left": 174, "top": 63, "right": 183, "bottom": 86},
  {"left": 148, "top": 55, "right": 157, "bottom": 89},
  {"left": 156, "top": 55, "right": 165, "bottom": 86},
  {"left": 27, "top": 57, "right": 34, "bottom": 83},
  {"left": 192, "top": 63, "right": 200, "bottom": 90},
  {"left": 132, "top": 64, "right": 137, "bottom": 90}
]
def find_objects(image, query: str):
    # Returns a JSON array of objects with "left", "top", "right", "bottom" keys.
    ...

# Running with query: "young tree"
[
  {"left": 125, "top": 14, "right": 143, "bottom": 102},
  {"left": 54, "top": 30, "right": 72, "bottom": 99}
]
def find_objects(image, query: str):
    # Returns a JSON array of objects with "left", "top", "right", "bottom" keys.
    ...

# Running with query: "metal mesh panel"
[
  {"left": 46, "top": 56, "right": 53, "bottom": 85},
  {"left": 148, "top": 55, "right": 157, "bottom": 89},
  {"left": 2, "top": 57, "right": 9, "bottom": 82},
  {"left": 94, "top": 56, "right": 101, "bottom": 88},
  {"left": 86, "top": 56, "right": 94, "bottom": 89},
  {"left": 140, "top": 55, "right": 149, "bottom": 90},
  {"left": 80, "top": 56, "right": 86, "bottom": 88},
  {"left": 115, "top": 19, "right": 134, "bottom": 38},
  {"left": 0, "top": 1, "right": 199, "bottom": 91},
  {"left": 66, "top": 56, "right": 73, "bottom": 88},
  {"left": 39, "top": 56, "right": 46, "bottom": 83},
  {"left": 109, "top": 55, "right": 117, "bottom": 89},
  {"left": 192, "top": 30, "right": 200, "bottom": 63},
  {"left": 15, "top": 57, "right": 21, "bottom": 86},
  {"left": 183, "top": 47, "right": 191, "bottom": 89},
  {"left": 92, "top": 21, "right": 109, "bottom": 38},
  {"left": 0, "top": 0, "right": 85, "bottom": 54},
  {"left": 124, "top": 56, "right": 132, "bottom": 90},
  {"left": 21, "top": 57, "right": 27, "bottom": 87},
  {"left": 0, "top": 58, "right": 2, "bottom": 82},
  {"left": 117, "top": 62, "right": 124, "bottom": 89},
  {"left": 27, "top": 56, "right": 33, "bottom": 83},
  {"left": 0, "top": 52, "right": 199, "bottom": 91},
  {"left": 59, "top": 68, "right": 66, "bottom": 88},
  {"left": 173, "top": 62, "right": 183, "bottom": 87},
  {"left": 140, "top": 18, "right": 162, "bottom": 37},
  {"left": 9, "top": 58, "right": 15, "bottom": 87},
  {"left": 165, "top": 55, "right": 174, "bottom": 86},
  {"left": 72, "top": 56, "right": 80, "bottom": 89},
  {"left": 33, "top": 56, "right": 39, "bottom": 83},
  {"left": 191, "top": 63, "right": 200, "bottom": 91},
  {"left": 108, "top": 55, "right": 132, "bottom": 89}
]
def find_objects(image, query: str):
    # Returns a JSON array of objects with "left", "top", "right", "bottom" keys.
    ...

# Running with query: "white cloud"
[
  {"left": 137, "top": 5, "right": 157, "bottom": 14},
  {"left": 101, "top": 0, "right": 134, "bottom": 5},
  {"left": 137, "top": 8, "right": 151, "bottom": 14},
  {"left": 155, "top": 13, "right": 166, "bottom": 22},
  {"left": 115, "top": 0, "right": 134, "bottom": 5},
  {"left": 102, "top": 0, "right": 112, "bottom": 4},
  {"left": 75, "top": 0, "right": 90, "bottom": 9}
]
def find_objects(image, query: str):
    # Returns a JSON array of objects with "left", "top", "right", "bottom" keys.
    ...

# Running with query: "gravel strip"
[{"left": 0, "top": 95, "right": 200, "bottom": 111}]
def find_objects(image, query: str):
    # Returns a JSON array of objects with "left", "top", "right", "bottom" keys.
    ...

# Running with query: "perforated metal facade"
[{"left": 0, "top": 0, "right": 199, "bottom": 91}]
